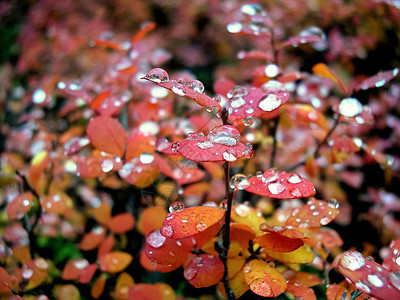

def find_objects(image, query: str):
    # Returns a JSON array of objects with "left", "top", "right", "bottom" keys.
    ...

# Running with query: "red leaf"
[
  {"left": 355, "top": 68, "right": 399, "bottom": 92},
  {"left": 329, "top": 135, "right": 361, "bottom": 153},
  {"left": 286, "top": 199, "right": 340, "bottom": 228},
  {"left": 213, "top": 78, "right": 236, "bottom": 96},
  {"left": 244, "top": 169, "right": 316, "bottom": 199},
  {"left": 160, "top": 206, "right": 225, "bottom": 239},
  {"left": 119, "top": 157, "right": 159, "bottom": 188},
  {"left": 91, "top": 274, "right": 106, "bottom": 298},
  {"left": 108, "top": 213, "right": 135, "bottom": 234},
  {"left": 286, "top": 282, "right": 316, "bottom": 300},
  {"left": 79, "top": 264, "right": 97, "bottom": 284},
  {"left": 90, "top": 91, "right": 111, "bottom": 111},
  {"left": 338, "top": 251, "right": 400, "bottom": 300},
  {"left": 98, "top": 252, "right": 132, "bottom": 273},
  {"left": 382, "top": 239, "right": 400, "bottom": 272},
  {"left": 86, "top": 116, "right": 126, "bottom": 157},
  {"left": 173, "top": 126, "right": 253, "bottom": 162},
  {"left": 131, "top": 22, "right": 156, "bottom": 45},
  {"left": 143, "top": 68, "right": 221, "bottom": 109},
  {"left": 184, "top": 254, "right": 224, "bottom": 288},
  {"left": 226, "top": 83, "right": 290, "bottom": 123},
  {"left": 254, "top": 232, "right": 304, "bottom": 252},
  {"left": 6, "top": 192, "right": 33, "bottom": 220},
  {"left": 144, "top": 229, "right": 193, "bottom": 267},
  {"left": 62, "top": 259, "right": 89, "bottom": 280},
  {"left": 80, "top": 226, "right": 106, "bottom": 251},
  {"left": 98, "top": 235, "right": 115, "bottom": 258},
  {"left": 279, "top": 35, "right": 324, "bottom": 49},
  {"left": 77, "top": 155, "right": 122, "bottom": 178},
  {"left": 237, "top": 50, "right": 274, "bottom": 61},
  {"left": 125, "top": 133, "right": 156, "bottom": 161},
  {"left": 63, "top": 137, "right": 90, "bottom": 155},
  {"left": 0, "top": 267, "right": 13, "bottom": 293}
]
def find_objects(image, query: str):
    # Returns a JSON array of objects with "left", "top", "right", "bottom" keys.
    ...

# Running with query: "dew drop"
[
  {"left": 169, "top": 201, "right": 185, "bottom": 213},
  {"left": 300, "top": 26, "right": 326, "bottom": 39},
  {"left": 184, "top": 266, "right": 198, "bottom": 281},
  {"left": 196, "top": 141, "right": 214, "bottom": 149},
  {"left": 243, "top": 264, "right": 252, "bottom": 273},
  {"left": 160, "top": 225, "right": 174, "bottom": 237},
  {"left": 206, "top": 106, "right": 213, "bottom": 113},
  {"left": 258, "top": 94, "right": 281, "bottom": 111},
  {"left": 139, "top": 153, "right": 154, "bottom": 164},
  {"left": 171, "top": 141, "right": 180, "bottom": 152},
  {"left": 268, "top": 182, "right": 286, "bottom": 195},
  {"left": 320, "top": 217, "right": 330, "bottom": 225},
  {"left": 196, "top": 221, "right": 207, "bottom": 232},
  {"left": 22, "top": 267, "right": 34, "bottom": 280},
  {"left": 223, "top": 151, "right": 237, "bottom": 162},
  {"left": 227, "top": 86, "right": 248, "bottom": 99},
  {"left": 219, "top": 199, "right": 228, "bottom": 209},
  {"left": 355, "top": 281, "right": 371, "bottom": 294},
  {"left": 265, "top": 64, "right": 279, "bottom": 77},
  {"left": 145, "top": 68, "right": 169, "bottom": 83},
  {"left": 193, "top": 256, "right": 204, "bottom": 267},
  {"left": 188, "top": 80, "right": 204, "bottom": 93},
  {"left": 327, "top": 199, "right": 339, "bottom": 209},
  {"left": 208, "top": 125, "right": 241, "bottom": 146},
  {"left": 32, "top": 89, "right": 46, "bottom": 104},
  {"left": 235, "top": 204, "right": 250, "bottom": 217},
  {"left": 227, "top": 22, "right": 243, "bottom": 33},
  {"left": 101, "top": 159, "right": 114, "bottom": 173},
  {"left": 290, "top": 188, "right": 302, "bottom": 198},
  {"left": 243, "top": 116, "right": 254, "bottom": 127},
  {"left": 230, "top": 174, "right": 250, "bottom": 190},
  {"left": 172, "top": 80, "right": 187, "bottom": 96},
  {"left": 35, "top": 258, "right": 49, "bottom": 270},
  {"left": 74, "top": 259, "right": 89, "bottom": 269},
  {"left": 339, "top": 98, "right": 363, "bottom": 117},
  {"left": 249, "top": 21, "right": 268, "bottom": 34},
  {"left": 230, "top": 97, "right": 246, "bottom": 108},
  {"left": 146, "top": 230, "right": 166, "bottom": 248},
  {"left": 288, "top": 174, "right": 302, "bottom": 184}
]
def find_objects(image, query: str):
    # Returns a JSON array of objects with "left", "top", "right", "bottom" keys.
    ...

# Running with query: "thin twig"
[
  {"left": 285, "top": 116, "right": 341, "bottom": 172},
  {"left": 269, "top": 115, "right": 280, "bottom": 169}
]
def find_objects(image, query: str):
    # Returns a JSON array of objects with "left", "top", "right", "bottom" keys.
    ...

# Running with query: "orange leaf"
[
  {"left": 99, "top": 252, "right": 132, "bottom": 273},
  {"left": 137, "top": 206, "right": 167, "bottom": 236},
  {"left": 230, "top": 223, "right": 256, "bottom": 250},
  {"left": 218, "top": 268, "right": 249, "bottom": 299},
  {"left": 0, "top": 267, "right": 13, "bottom": 293},
  {"left": 183, "top": 254, "right": 224, "bottom": 288},
  {"left": 131, "top": 22, "right": 156, "bottom": 44},
  {"left": 90, "top": 90, "right": 111, "bottom": 111},
  {"left": 160, "top": 206, "right": 225, "bottom": 239},
  {"left": 89, "top": 202, "right": 112, "bottom": 225},
  {"left": 254, "top": 232, "right": 304, "bottom": 252},
  {"left": 80, "top": 226, "right": 106, "bottom": 251},
  {"left": 29, "top": 150, "right": 49, "bottom": 190},
  {"left": 112, "top": 272, "right": 135, "bottom": 299},
  {"left": 265, "top": 244, "right": 314, "bottom": 264},
  {"left": 87, "top": 116, "right": 126, "bottom": 157},
  {"left": 6, "top": 192, "right": 33, "bottom": 220},
  {"left": 62, "top": 259, "right": 89, "bottom": 280},
  {"left": 98, "top": 235, "right": 115, "bottom": 258},
  {"left": 108, "top": 213, "right": 135, "bottom": 234},
  {"left": 290, "top": 272, "right": 323, "bottom": 287},
  {"left": 125, "top": 133, "right": 156, "bottom": 161},
  {"left": 312, "top": 63, "right": 348, "bottom": 94},
  {"left": 286, "top": 282, "right": 316, "bottom": 300},
  {"left": 243, "top": 260, "right": 287, "bottom": 297},
  {"left": 91, "top": 274, "right": 107, "bottom": 299}
]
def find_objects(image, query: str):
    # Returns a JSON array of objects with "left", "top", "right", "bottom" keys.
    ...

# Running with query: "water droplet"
[
  {"left": 171, "top": 141, "right": 180, "bottom": 152},
  {"left": 172, "top": 80, "right": 187, "bottom": 96},
  {"left": 101, "top": 159, "right": 114, "bottom": 173},
  {"left": 258, "top": 94, "right": 281, "bottom": 111},
  {"left": 241, "top": 4, "right": 265, "bottom": 16},
  {"left": 339, "top": 98, "right": 363, "bottom": 117},
  {"left": 145, "top": 68, "right": 169, "bottom": 83},
  {"left": 193, "top": 256, "right": 204, "bottom": 267},
  {"left": 184, "top": 266, "right": 198, "bottom": 280},
  {"left": 188, "top": 80, "right": 204, "bottom": 93},
  {"left": 139, "top": 121, "right": 160, "bottom": 134},
  {"left": 219, "top": 199, "right": 227, "bottom": 209},
  {"left": 35, "top": 258, "right": 49, "bottom": 270},
  {"left": 139, "top": 153, "right": 154, "bottom": 164},
  {"left": 327, "top": 199, "right": 339, "bottom": 209},
  {"left": 151, "top": 86, "right": 169, "bottom": 98},
  {"left": 355, "top": 281, "right": 371, "bottom": 294},
  {"left": 160, "top": 225, "right": 174, "bottom": 237},
  {"left": 146, "top": 230, "right": 166, "bottom": 248},
  {"left": 243, "top": 264, "right": 252, "bottom": 273},
  {"left": 74, "top": 259, "right": 89, "bottom": 269},
  {"left": 206, "top": 106, "right": 213, "bottom": 113},
  {"left": 22, "top": 267, "right": 34, "bottom": 280},
  {"left": 243, "top": 116, "right": 254, "bottom": 127},
  {"left": 249, "top": 21, "right": 268, "bottom": 34},
  {"left": 32, "top": 89, "right": 46, "bottom": 104},
  {"left": 196, "top": 221, "right": 207, "bottom": 232},
  {"left": 230, "top": 97, "right": 246, "bottom": 108},
  {"left": 265, "top": 64, "right": 279, "bottom": 77},
  {"left": 288, "top": 174, "right": 302, "bottom": 184},
  {"left": 196, "top": 141, "right": 214, "bottom": 149},
  {"left": 300, "top": 26, "right": 326, "bottom": 40},
  {"left": 320, "top": 217, "right": 330, "bottom": 225},
  {"left": 227, "top": 86, "right": 248, "bottom": 99},
  {"left": 290, "top": 188, "right": 302, "bottom": 198},
  {"left": 230, "top": 174, "right": 250, "bottom": 190},
  {"left": 268, "top": 182, "right": 286, "bottom": 195},
  {"left": 208, "top": 125, "right": 241, "bottom": 146},
  {"left": 227, "top": 22, "right": 243, "bottom": 33},
  {"left": 223, "top": 151, "right": 237, "bottom": 162},
  {"left": 235, "top": 204, "right": 250, "bottom": 217},
  {"left": 169, "top": 201, "right": 185, "bottom": 213}
]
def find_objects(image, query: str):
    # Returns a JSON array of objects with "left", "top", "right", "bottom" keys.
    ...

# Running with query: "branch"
[{"left": 269, "top": 115, "right": 280, "bottom": 169}]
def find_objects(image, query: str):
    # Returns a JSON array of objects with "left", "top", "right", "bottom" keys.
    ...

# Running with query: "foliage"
[{"left": 1, "top": 0, "right": 400, "bottom": 299}]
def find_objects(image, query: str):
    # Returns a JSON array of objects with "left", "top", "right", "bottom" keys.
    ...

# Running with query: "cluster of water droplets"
[{"left": 226, "top": 4, "right": 271, "bottom": 36}]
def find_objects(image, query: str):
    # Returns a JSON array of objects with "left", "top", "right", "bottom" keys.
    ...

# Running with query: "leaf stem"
[{"left": 269, "top": 115, "right": 280, "bottom": 169}]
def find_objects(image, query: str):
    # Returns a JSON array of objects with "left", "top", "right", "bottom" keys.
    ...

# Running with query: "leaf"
[
  {"left": 231, "top": 204, "right": 267, "bottom": 235},
  {"left": 173, "top": 129, "right": 253, "bottom": 163},
  {"left": 79, "top": 263, "right": 97, "bottom": 284},
  {"left": 0, "top": 267, "right": 13, "bottom": 293},
  {"left": 89, "top": 202, "right": 112, "bottom": 225},
  {"left": 286, "top": 282, "right": 316, "bottom": 300},
  {"left": 59, "top": 284, "right": 81, "bottom": 300},
  {"left": 230, "top": 223, "right": 256, "bottom": 250},
  {"left": 243, "top": 260, "right": 287, "bottom": 297},
  {"left": 63, "top": 137, "right": 90, "bottom": 155},
  {"left": 112, "top": 272, "right": 135, "bottom": 299},
  {"left": 290, "top": 272, "right": 323, "bottom": 287},
  {"left": 218, "top": 268, "right": 249, "bottom": 299},
  {"left": 119, "top": 157, "right": 159, "bottom": 188},
  {"left": 90, "top": 90, "right": 111, "bottom": 111},
  {"left": 99, "top": 252, "right": 132, "bottom": 273},
  {"left": 328, "top": 135, "right": 361, "bottom": 153},
  {"left": 285, "top": 198, "right": 340, "bottom": 228},
  {"left": 108, "top": 213, "right": 135, "bottom": 234},
  {"left": 125, "top": 133, "right": 156, "bottom": 161},
  {"left": 94, "top": 40, "right": 124, "bottom": 51},
  {"left": 86, "top": 116, "right": 126, "bottom": 157},
  {"left": 131, "top": 22, "right": 156, "bottom": 45},
  {"left": 160, "top": 206, "right": 225, "bottom": 239},
  {"left": 265, "top": 244, "right": 315, "bottom": 264},
  {"left": 29, "top": 150, "right": 49, "bottom": 189},
  {"left": 312, "top": 63, "right": 348, "bottom": 94},
  {"left": 98, "top": 235, "right": 115, "bottom": 258},
  {"left": 382, "top": 239, "right": 400, "bottom": 272},
  {"left": 143, "top": 69, "right": 221, "bottom": 109},
  {"left": 355, "top": 68, "right": 399, "bottom": 92},
  {"left": 279, "top": 35, "right": 324, "bottom": 49},
  {"left": 244, "top": 169, "right": 316, "bottom": 199},
  {"left": 183, "top": 254, "right": 224, "bottom": 288},
  {"left": 62, "top": 259, "right": 89, "bottom": 280},
  {"left": 254, "top": 232, "right": 304, "bottom": 252},
  {"left": 140, "top": 250, "right": 180, "bottom": 273},
  {"left": 338, "top": 250, "right": 400, "bottom": 300},
  {"left": 284, "top": 104, "right": 329, "bottom": 130},
  {"left": 226, "top": 83, "right": 290, "bottom": 123},
  {"left": 237, "top": 50, "right": 274, "bottom": 61},
  {"left": 144, "top": 229, "right": 193, "bottom": 267},
  {"left": 6, "top": 192, "right": 33, "bottom": 220},
  {"left": 80, "top": 226, "right": 106, "bottom": 251},
  {"left": 137, "top": 206, "right": 167, "bottom": 236},
  {"left": 91, "top": 273, "right": 107, "bottom": 298},
  {"left": 76, "top": 155, "right": 122, "bottom": 178}
]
